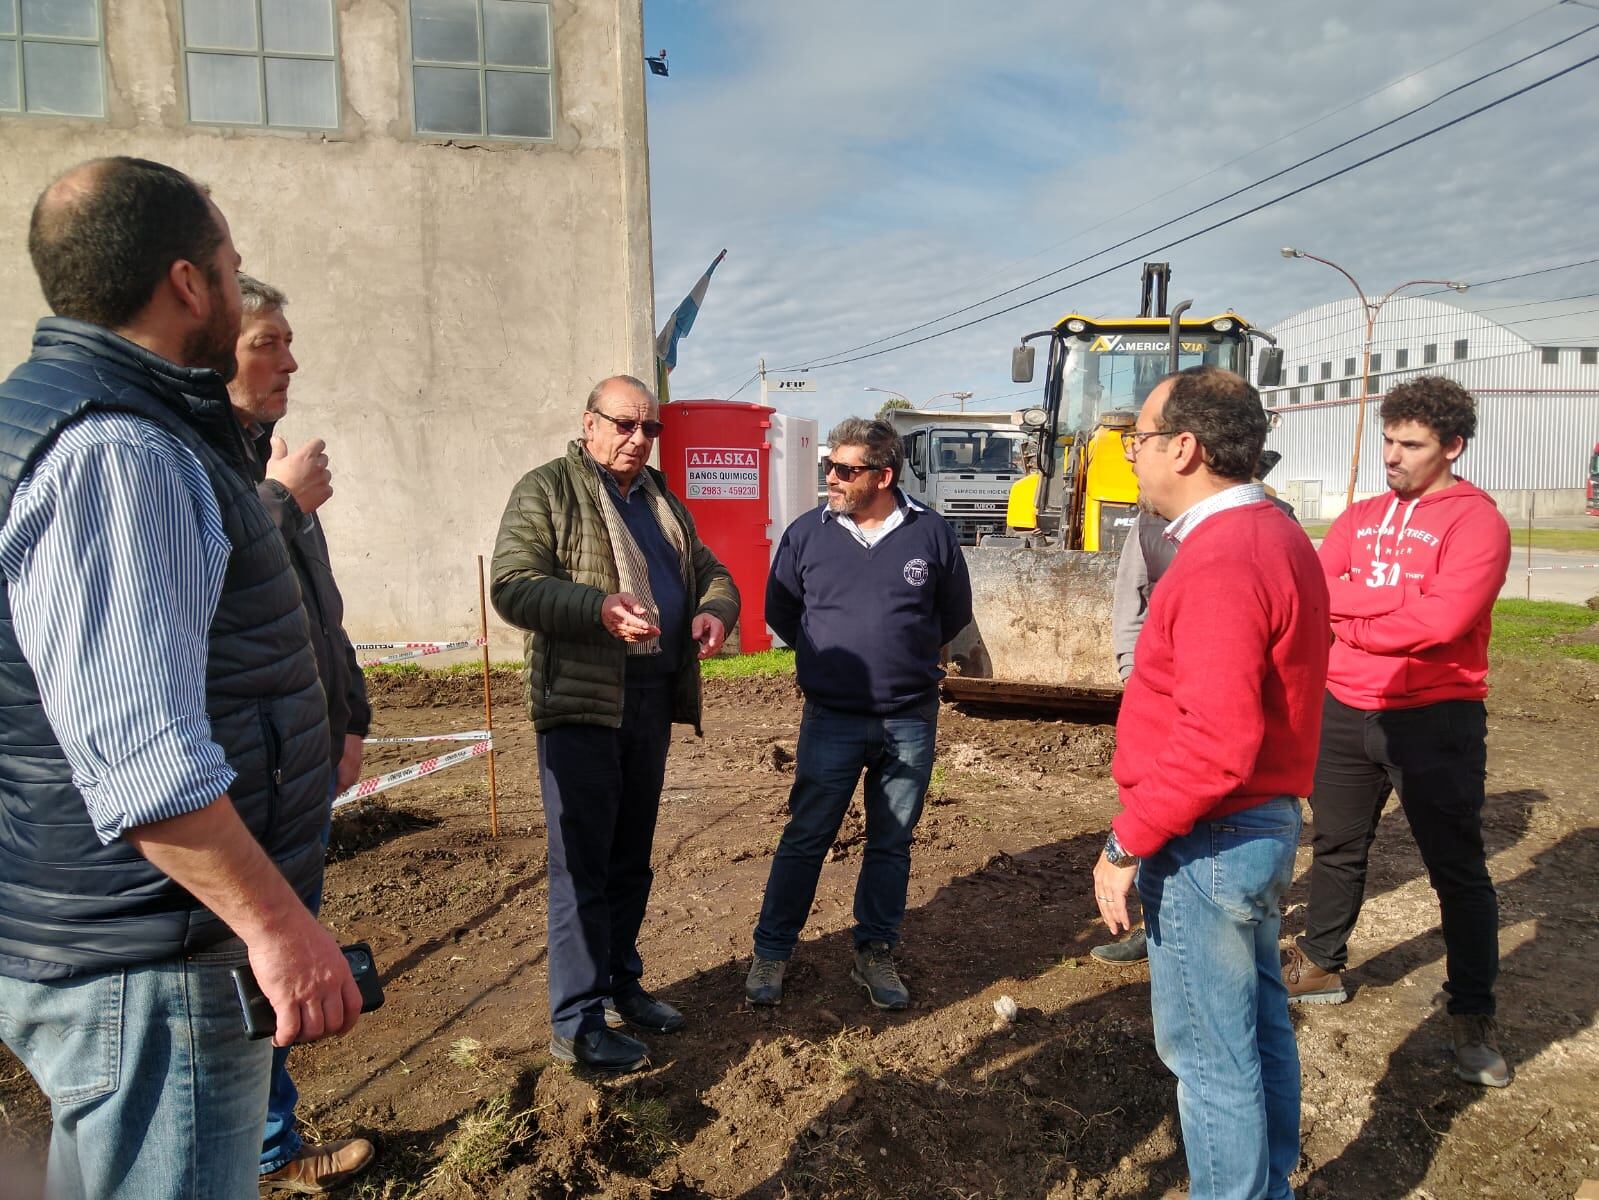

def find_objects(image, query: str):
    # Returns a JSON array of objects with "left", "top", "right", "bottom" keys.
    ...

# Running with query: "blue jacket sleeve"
[
  {"left": 937, "top": 531, "right": 974, "bottom": 644},
  {"left": 765, "top": 525, "right": 804, "bottom": 649}
]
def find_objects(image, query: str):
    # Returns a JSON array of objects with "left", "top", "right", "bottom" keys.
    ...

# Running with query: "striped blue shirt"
[{"left": 0, "top": 412, "right": 237, "bottom": 844}]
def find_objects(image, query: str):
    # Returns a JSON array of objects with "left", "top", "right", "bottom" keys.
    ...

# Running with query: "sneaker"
[
  {"left": 1089, "top": 928, "right": 1148, "bottom": 965},
  {"left": 606, "top": 987, "right": 685, "bottom": 1033},
  {"left": 851, "top": 941, "right": 909, "bottom": 1010},
  {"left": 260, "top": 1137, "right": 375, "bottom": 1193},
  {"left": 1451, "top": 1013, "right": 1511, "bottom": 1088},
  {"left": 1281, "top": 944, "right": 1348, "bottom": 1005},
  {"left": 549, "top": 1028, "right": 650, "bottom": 1073},
  {"left": 745, "top": 955, "right": 786, "bottom": 1006}
]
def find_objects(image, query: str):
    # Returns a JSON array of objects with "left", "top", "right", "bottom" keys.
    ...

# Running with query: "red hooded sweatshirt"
[{"left": 1319, "top": 478, "right": 1510, "bottom": 711}]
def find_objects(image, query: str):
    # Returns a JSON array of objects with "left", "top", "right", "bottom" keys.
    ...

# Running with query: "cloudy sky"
[{"left": 642, "top": 0, "right": 1599, "bottom": 430}]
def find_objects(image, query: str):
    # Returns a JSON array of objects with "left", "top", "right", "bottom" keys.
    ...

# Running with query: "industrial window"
[
  {"left": 0, "top": 0, "right": 105, "bottom": 118},
  {"left": 1369, "top": 351, "right": 1382, "bottom": 372},
  {"left": 1582, "top": 347, "right": 1597, "bottom": 366},
  {"left": 1423, "top": 343, "right": 1437, "bottom": 365},
  {"left": 1541, "top": 347, "right": 1560, "bottom": 365},
  {"left": 1337, "top": 379, "right": 1352, "bottom": 399},
  {"left": 181, "top": 0, "right": 339, "bottom": 129},
  {"left": 410, "top": 0, "right": 554, "bottom": 141},
  {"left": 1343, "top": 357, "right": 1356, "bottom": 378},
  {"left": 1296, "top": 364, "right": 1308, "bottom": 384},
  {"left": 1288, "top": 388, "right": 1300, "bottom": 404},
  {"left": 1313, "top": 384, "right": 1325, "bottom": 403},
  {"left": 1320, "top": 361, "right": 1331, "bottom": 381},
  {"left": 1395, "top": 348, "right": 1409, "bottom": 370},
  {"left": 1366, "top": 376, "right": 1379, "bottom": 395},
  {"left": 1453, "top": 338, "right": 1468, "bottom": 361}
]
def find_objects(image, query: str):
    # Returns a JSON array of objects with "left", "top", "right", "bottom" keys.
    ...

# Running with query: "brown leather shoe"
[
  {"left": 260, "top": 1138, "right": 375, "bottom": 1194},
  {"left": 1281, "top": 944, "right": 1348, "bottom": 1005}
]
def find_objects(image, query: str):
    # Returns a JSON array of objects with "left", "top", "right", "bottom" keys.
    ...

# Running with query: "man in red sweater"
[
  {"left": 1095, "top": 365, "right": 1328, "bottom": 1200},
  {"left": 1281, "top": 377, "right": 1512, "bottom": 1089}
]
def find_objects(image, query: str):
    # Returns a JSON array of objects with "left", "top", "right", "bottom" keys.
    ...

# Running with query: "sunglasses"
[
  {"left": 822, "top": 457, "right": 880, "bottom": 482},
  {"left": 590, "top": 409, "right": 665, "bottom": 439}
]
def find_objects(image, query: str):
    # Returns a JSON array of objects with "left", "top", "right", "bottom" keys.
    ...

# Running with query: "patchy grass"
[
  {"left": 365, "top": 660, "right": 522, "bottom": 678},
  {"left": 1491, "top": 600, "right": 1599, "bottom": 663},
  {"left": 1299, "top": 522, "right": 1599, "bottom": 552},
  {"left": 421, "top": 1091, "right": 535, "bottom": 1194},
  {"left": 702, "top": 648, "right": 796, "bottom": 679},
  {"left": 606, "top": 1094, "right": 679, "bottom": 1169}
]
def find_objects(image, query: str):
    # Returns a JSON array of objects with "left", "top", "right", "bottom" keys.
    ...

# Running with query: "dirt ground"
[{"left": 2, "top": 651, "right": 1597, "bottom": 1199}]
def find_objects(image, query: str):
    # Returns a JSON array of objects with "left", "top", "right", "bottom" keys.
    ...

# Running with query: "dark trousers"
[
  {"left": 753, "top": 697, "right": 938, "bottom": 961},
  {"left": 1299, "top": 692, "right": 1498, "bottom": 1015},
  {"left": 537, "top": 684, "right": 673, "bottom": 1038}
]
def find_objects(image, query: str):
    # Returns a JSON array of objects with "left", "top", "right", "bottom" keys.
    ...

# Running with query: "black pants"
[
  {"left": 1299, "top": 692, "right": 1499, "bottom": 1015},
  {"left": 537, "top": 684, "right": 673, "bottom": 1039}
]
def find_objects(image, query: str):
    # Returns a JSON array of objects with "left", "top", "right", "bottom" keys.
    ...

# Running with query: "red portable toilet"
[{"left": 658, "top": 399, "right": 774, "bottom": 653}]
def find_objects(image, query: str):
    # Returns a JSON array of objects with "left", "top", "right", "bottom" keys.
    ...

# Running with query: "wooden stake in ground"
[{"left": 477, "top": 554, "right": 500, "bottom": 838}]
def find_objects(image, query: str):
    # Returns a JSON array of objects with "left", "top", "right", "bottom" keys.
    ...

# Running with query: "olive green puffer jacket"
[{"left": 491, "top": 441, "right": 741, "bottom": 734}]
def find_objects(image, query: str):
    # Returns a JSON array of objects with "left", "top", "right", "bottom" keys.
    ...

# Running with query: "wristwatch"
[{"left": 1103, "top": 830, "right": 1139, "bottom": 868}]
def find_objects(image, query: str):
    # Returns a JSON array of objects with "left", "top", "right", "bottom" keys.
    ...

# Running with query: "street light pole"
[
  {"left": 863, "top": 385, "right": 912, "bottom": 410},
  {"left": 925, "top": 390, "right": 976, "bottom": 412},
  {"left": 1281, "top": 248, "right": 1468, "bottom": 510}
]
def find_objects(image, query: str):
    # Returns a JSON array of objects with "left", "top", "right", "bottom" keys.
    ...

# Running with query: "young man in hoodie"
[{"left": 1281, "top": 376, "right": 1513, "bottom": 1089}]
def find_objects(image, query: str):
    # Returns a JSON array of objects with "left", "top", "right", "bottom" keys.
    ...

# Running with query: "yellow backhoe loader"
[{"left": 943, "top": 263, "right": 1283, "bottom": 708}]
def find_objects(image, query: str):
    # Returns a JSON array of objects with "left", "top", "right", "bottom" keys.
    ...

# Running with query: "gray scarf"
[{"left": 589, "top": 455, "right": 691, "bottom": 657}]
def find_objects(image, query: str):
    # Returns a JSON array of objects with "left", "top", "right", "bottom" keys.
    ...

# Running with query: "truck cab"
[{"left": 888, "top": 410, "right": 1031, "bottom": 545}]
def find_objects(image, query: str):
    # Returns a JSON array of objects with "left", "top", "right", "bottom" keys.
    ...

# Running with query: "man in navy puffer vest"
[{"left": 0, "top": 158, "right": 362, "bottom": 1200}]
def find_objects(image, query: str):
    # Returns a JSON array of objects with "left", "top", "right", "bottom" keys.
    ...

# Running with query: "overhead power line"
[
  {"left": 779, "top": 22, "right": 1599, "bottom": 374},
  {"left": 785, "top": 47, "right": 1599, "bottom": 373}
]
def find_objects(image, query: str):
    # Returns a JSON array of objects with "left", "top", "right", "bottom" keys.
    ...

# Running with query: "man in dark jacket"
[
  {"left": 226, "top": 275, "right": 377, "bottom": 1191},
  {"left": 746, "top": 417, "right": 973, "bottom": 1011},
  {"left": 492, "top": 375, "right": 739, "bottom": 1072},
  {"left": 0, "top": 158, "right": 360, "bottom": 1199}
]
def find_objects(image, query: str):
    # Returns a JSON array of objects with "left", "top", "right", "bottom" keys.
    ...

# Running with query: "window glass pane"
[
  {"left": 184, "top": 0, "right": 258, "bottom": 50},
  {"left": 486, "top": 68, "right": 549, "bottom": 138},
  {"left": 21, "top": 0, "right": 95, "bottom": 39},
  {"left": 414, "top": 64, "right": 479, "bottom": 133},
  {"left": 262, "top": 0, "right": 333, "bottom": 55},
  {"left": 0, "top": 44, "right": 18, "bottom": 110},
  {"left": 411, "top": 0, "right": 478, "bottom": 64},
  {"left": 23, "top": 40, "right": 101, "bottom": 115},
  {"left": 266, "top": 55, "right": 335, "bottom": 126},
  {"left": 187, "top": 51, "right": 262, "bottom": 123},
  {"left": 483, "top": 0, "right": 548, "bottom": 69},
  {"left": 0, "top": 3, "right": 15, "bottom": 34}
]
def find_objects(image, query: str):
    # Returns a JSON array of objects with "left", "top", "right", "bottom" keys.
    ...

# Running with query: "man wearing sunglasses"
[
  {"left": 1096, "top": 366, "right": 1327, "bottom": 1200},
  {"left": 491, "top": 376, "right": 740, "bottom": 1072},
  {"left": 747, "top": 417, "right": 973, "bottom": 1011}
]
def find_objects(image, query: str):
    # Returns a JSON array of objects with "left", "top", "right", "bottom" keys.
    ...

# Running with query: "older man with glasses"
[
  {"left": 491, "top": 375, "right": 739, "bottom": 1072},
  {"left": 746, "top": 417, "right": 973, "bottom": 1011}
]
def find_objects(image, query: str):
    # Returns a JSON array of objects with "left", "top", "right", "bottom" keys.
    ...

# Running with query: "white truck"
[{"left": 886, "top": 409, "right": 1032, "bottom": 545}]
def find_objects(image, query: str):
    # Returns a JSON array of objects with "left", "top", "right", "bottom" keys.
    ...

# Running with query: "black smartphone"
[{"left": 232, "top": 941, "right": 386, "bottom": 1040}]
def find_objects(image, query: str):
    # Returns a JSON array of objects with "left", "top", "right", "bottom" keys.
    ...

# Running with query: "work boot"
[
  {"left": 260, "top": 1137, "right": 375, "bottom": 1193},
  {"left": 1090, "top": 927, "right": 1148, "bottom": 965},
  {"left": 1281, "top": 943, "right": 1348, "bottom": 1005},
  {"left": 745, "top": 955, "right": 786, "bottom": 1006},
  {"left": 851, "top": 941, "right": 910, "bottom": 1010},
  {"left": 1451, "top": 1013, "right": 1511, "bottom": 1088}
]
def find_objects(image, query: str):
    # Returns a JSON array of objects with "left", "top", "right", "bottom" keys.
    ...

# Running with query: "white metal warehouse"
[{"left": 1260, "top": 295, "right": 1599, "bottom": 521}]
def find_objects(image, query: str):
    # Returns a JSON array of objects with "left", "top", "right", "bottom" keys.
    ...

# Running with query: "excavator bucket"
[{"left": 943, "top": 544, "right": 1123, "bottom": 710}]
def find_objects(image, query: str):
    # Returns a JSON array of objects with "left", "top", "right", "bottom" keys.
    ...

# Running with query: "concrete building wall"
[{"left": 0, "top": 0, "right": 653, "bottom": 657}]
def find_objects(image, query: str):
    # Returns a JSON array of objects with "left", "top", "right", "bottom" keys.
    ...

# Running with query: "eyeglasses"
[
  {"left": 1120, "top": 429, "right": 1172, "bottom": 456},
  {"left": 590, "top": 409, "right": 664, "bottom": 439},
  {"left": 821, "top": 457, "right": 880, "bottom": 482}
]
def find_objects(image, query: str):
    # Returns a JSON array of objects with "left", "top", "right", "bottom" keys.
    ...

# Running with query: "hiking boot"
[
  {"left": 606, "top": 987, "right": 685, "bottom": 1033},
  {"left": 851, "top": 941, "right": 909, "bottom": 1010},
  {"left": 745, "top": 955, "right": 786, "bottom": 1006},
  {"left": 260, "top": 1137, "right": 375, "bottom": 1193},
  {"left": 550, "top": 1028, "right": 650, "bottom": 1073},
  {"left": 1090, "top": 927, "right": 1148, "bottom": 965},
  {"left": 1281, "top": 943, "right": 1348, "bottom": 1005},
  {"left": 1451, "top": 1013, "right": 1511, "bottom": 1088}
]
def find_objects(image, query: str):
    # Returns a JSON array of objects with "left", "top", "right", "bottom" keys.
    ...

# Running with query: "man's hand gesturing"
[
  {"left": 601, "top": 592, "right": 662, "bottom": 643},
  {"left": 266, "top": 435, "right": 333, "bottom": 515}
]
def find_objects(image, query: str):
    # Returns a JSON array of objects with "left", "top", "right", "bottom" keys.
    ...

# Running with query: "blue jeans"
[
  {"left": 753, "top": 697, "right": 938, "bottom": 960},
  {"left": 0, "top": 938, "right": 272, "bottom": 1200},
  {"left": 261, "top": 795, "right": 334, "bottom": 1174},
  {"left": 1139, "top": 796, "right": 1302, "bottom": 1200}
]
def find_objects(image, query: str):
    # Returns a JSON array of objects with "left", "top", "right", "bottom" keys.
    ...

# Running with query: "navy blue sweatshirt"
[{"left": 767, "top": 495, "right": 974, "bottom": 714}]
